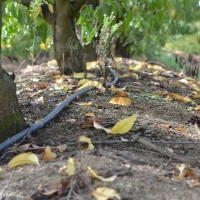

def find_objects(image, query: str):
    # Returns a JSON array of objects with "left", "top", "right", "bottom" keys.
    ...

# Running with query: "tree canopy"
[{"left": 2, "top": 0, "right": 200, "bottom": 59}]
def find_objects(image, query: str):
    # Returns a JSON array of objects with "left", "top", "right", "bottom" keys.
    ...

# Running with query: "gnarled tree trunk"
[{"left": 0, "top": 1, "right": 26, "bottom": 142}]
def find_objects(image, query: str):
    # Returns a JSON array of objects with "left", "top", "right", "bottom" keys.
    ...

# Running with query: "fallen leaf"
[
  {"left": 92, "top": 187, "right": 121, "bottom": 200},
  {"left": 93, "top": 119, "right": 111, "bottom": 133},
  {"left": 193, "top": 93, "right": 200, "bottom": 99},
  {"left": 73, "top": 72, "right": 95, "bottom": 78},
  {"left": 177, "top": 126, "right": 185, "bottom": 132},
  {"left": 67, "top": 157, "right": 76, "bottom": 175},
  {"left": 88, "top": 166, "right": 117, "bottom": 182},
  {"left": 56, "top": 144, "right": 68, "bottom": 152},
  {"left": 109, "top": 114, "right": 137, "bottom": 134},
  {"left": 43, "top": 146, "right": 57, "bottom": 161},
  {"left": 75, "top": 81, "right": 105, "bottom": 93},
  {"left": 78, "top": 136, "right": 94, "bottom": 150},
  {"left": 85, "top": 112, "right": 95, "bottom": 117},
  {"left": 78, "top": 79, "right": 89, "bottom": 85},
  {"left": 166, "top": 93, "right": 197, "bottom": 105},
  {"left": 8, "top": 152, "right": 39, "bottom": 168},
  {"left": 76, "top": 102, "right": 93, "bottom": 106},
  {"left": 36, "top": 96, "right": 44, "bottom": 103},
  {"left": 109, "top": 97, "right": 132, "bottom": 106},
  {"left": 196, "top": 105, "right": 200, "bottom": 111},
  {"left": 62, "top": 85, "right": 72, "bottom": 91},
  {"left": 194, "top": 122, "right": 200, "bottom": 136}
]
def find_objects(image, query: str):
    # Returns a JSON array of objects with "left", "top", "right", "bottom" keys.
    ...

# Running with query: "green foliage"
[
  {"left": 2, "top": 0, "right": 200, "bottom": 60},
  {"left": 78, "top": 0, "right": 200, "bottom": 58},
  {"left": 2, "top": 0, "right": 52, "bottom": 59}
]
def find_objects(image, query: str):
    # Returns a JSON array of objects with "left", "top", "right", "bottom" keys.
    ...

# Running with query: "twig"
[
  {"left": 14, "top": 59, "right": 26, "bottom": 73},
  {"left": 101, "top": 151, "right": 160, "bottom": 167},
  {"left": 132, "top": 135, "right": 194, "bottom": 165}
]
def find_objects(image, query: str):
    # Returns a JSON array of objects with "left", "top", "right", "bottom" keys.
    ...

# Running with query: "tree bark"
[
  {"left": 0, "top": 1, "right": 26, "bottom": 142},
  {"left": 53, "top": 0, "right": 86, "bottom": 74}
]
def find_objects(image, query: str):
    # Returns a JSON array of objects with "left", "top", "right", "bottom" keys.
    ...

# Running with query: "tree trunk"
[
  {"left": 0, "top": 1, "right": 26, "bottom": 142},
  {"left": 53, "top": 0, "right": 85, "bottom": 75}
]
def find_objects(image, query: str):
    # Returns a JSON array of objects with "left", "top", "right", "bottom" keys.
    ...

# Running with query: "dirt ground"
[{"left": 1, "top": 56, "right": 200, "bottom": 200}]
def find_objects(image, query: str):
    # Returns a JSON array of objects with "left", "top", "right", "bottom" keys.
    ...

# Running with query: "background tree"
[
  {"left": 2, "top": 0, "right": 200, "bottom": 70},
  {"left": 0, "top": 0, "right": 26, "bottom": 142}
]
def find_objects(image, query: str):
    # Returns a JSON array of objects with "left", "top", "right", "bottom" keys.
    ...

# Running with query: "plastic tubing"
[{"left": 0, "top": 67, "right": 118, "bottom": 153}]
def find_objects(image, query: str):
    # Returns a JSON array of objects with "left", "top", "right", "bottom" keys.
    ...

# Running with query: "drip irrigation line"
[{"left": 0, "top": 67, "right": 118, "bottom": 153}]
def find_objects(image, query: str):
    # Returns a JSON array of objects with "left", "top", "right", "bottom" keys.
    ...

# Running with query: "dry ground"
[{"left": 1, "top": 57, "right": 200, "bottom": 199}]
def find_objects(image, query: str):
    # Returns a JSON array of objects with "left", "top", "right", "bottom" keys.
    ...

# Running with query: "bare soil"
[{"left": 1, "top": 57, "right": 200, "bottom": 200}]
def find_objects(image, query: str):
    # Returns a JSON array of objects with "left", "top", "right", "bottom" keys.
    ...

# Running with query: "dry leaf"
[
  {"left": 85, "top": 112, "right": 95, "bottom": 117},
  {"left": 92, "top": 187, "right": 121, "bottom": 200},
  {"left": 109, "top": 97, "right": 132, "bottom": 106},
  {"left": 67, "top": 157, "right": 76, "bottom": 175},
  {"left": 77, "top": 102, "right": 92, "bottom": 106},
  {"left": 43, "top": 146, "right": 57, "bottom": 161},
  {"left": 73, "top": 72, "right": 95, "bottom": 78},
  {"left": 93, "top": 119, "right": 111, "bottom": 133},
  {"left": 75, "top": 81, "right": 105, "bottom": 93},
  {"left": 88, "top": 166, "right": 117, "bottom": 182},
  {"left": 166, "top": 93, "right": 197, "bottom": 105},
  {"left": 109, "top": 114, "right": 137, "bottom": 134},
  {"left": 8, "top": 152, "right": 39, "bottom": 168},
  {"left": 78, "top": 79, "right": 89, "bottom": 85},
  {"left": 194, "top": 122, "right": 200, "bottom": 136},
  {"left": 56, "top": 144, "right": 68, "bottom": 152},
  {"left": 195, "top": 105, "right": 200, "bottom": 111},
  {"left": 78, "top": 136, "right": 94, "bottom": 150},
  {"left": 193, "top": 94, "right": 200, "bottom": 99}
]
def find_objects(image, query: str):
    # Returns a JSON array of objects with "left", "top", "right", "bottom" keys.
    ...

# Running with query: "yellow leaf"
[
  {"left": 0, "top": 167, "right": 2, "bottom": 172},
  {"left": 67, "top": 157, "right": 76, "bottom": 175},
  {"left": 191, "top": 84, "right": 200, "bottom": 92},
  {"left": 43, "top": 146, "right": 57, "bottom": 161},
  {"left": 48, "top": 3, "right": 54, "bottom": 13},
  {"left": 75, "top": 81, "right": 105, "bottom": 93},
  {"left": 109, "top": 97, "right": 132, "bottom": 106},
  {"left": 78, "top": 136, "right": 94, "bottom": 150},
  {"left": 35, "top": 5, "right": 41, "bottom": 15},
  {"left": 77, "top": 102, "right": 92, "bottom": 106},
  {"left": 109, "top": 114, "right": 137, "bottom": 134},
  {"left": 166, "top": 93, "right": 197, "bottom": 105},
  {"left": 196, "top": 105, "right": 200, "bottom": 111},
  {"left": 73, "top": 72, "right": 95, "bottom": 78},
  {"left": 86, "top": 61, "right": 98, "bottom": 70},
  {"left": 92, "top": 187, "right": 121, "bottom": 200},
  {"left": 194, "top": 122, "right": 200, "bottom": 135},
  {"left": 78, "top": 79, "right": 89, "bottom": 85},
  {"left": 93, "top": 119, "right": 111, "bottom": 133},
  {"left": 129, "top": 64, "right": 143, "bottom": 71},
  {"left": 85, "top": 112, "right": 95, "bottom": 117},
  {"left": 88, "top": 166, "right": 116, "bottom": 182},
  {"left": 193, "top": 94, "right": 200, "bottom": 99},
  {"left": 8, "top": 153, "right": 39, "bottom": 168},
  {"left": 62, "top": 85, "right": 72, "bottom": 91}
]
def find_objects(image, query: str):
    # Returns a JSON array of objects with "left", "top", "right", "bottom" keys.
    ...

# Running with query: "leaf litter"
[{"left": 1, "top": 56, "right": 200, "bottom": 199}]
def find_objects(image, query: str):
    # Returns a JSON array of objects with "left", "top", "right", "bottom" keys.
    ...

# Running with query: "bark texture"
[
  {"left": 0, "top": 1, "right": 26, "bottom": 142},
  {"left": 53, "top": 0, "right": 86, "bottom": 74}
]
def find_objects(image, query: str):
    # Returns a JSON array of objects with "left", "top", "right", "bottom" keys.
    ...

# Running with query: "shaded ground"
[{"left": 1, "top": 56, "right": 200, "bottom": 199}]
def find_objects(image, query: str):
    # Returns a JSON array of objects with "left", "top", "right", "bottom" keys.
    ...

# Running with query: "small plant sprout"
[{"left": 97, "top": 12, "right": 122, "bottom": 86}]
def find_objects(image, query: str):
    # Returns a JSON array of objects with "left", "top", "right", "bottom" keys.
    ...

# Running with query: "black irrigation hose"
[{"left": 0, "top": 67, "right": 118, "bottom": 153}]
